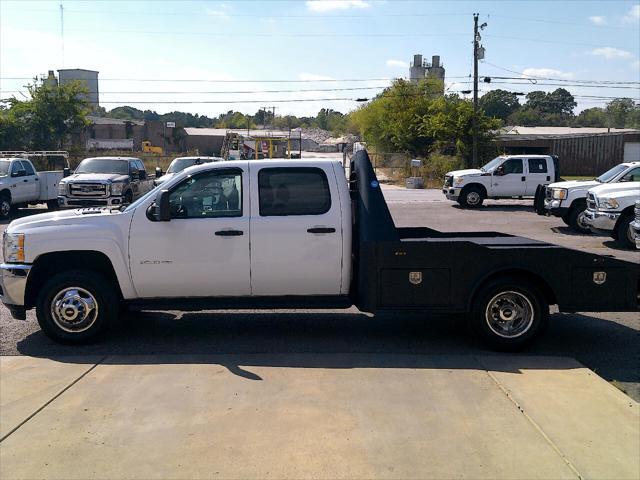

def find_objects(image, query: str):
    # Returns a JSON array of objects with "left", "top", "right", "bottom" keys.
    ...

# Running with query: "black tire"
[
  {"left": 36, "top": 270, "right": 119, "bottom": 344},
  {"left": 470, "top": 276, "right": 548, "bottom": 351},
  {"left": 124, "top": 190, "right": 133, "bottom": 205},
  {"left": 566, "top": 201, "right": 590, "bottom": 234},
  {"left": 615, "top": 214, "right": 635, "bottom": 249},
  {"left": 46, "top": 199, "right": 59, "bottom": 210},
  {"left": 458, "top": 185, "right": 485, "bottom": 208},
  {"left": 0, "top": 195, "right": 12, "bottom": 220}
]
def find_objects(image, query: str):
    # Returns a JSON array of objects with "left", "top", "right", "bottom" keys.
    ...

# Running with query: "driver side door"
[
  {"left": 491, "top": 158, "right": 526, "bottom": 196},
  {"left": 128, "top": 165, "right": 251, "bottom": 298}
]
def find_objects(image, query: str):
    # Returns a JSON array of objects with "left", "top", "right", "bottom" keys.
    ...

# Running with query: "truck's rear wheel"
[
  {"left": 458, "top": 186, "right": 484, "bottom": 208},
  {"left": 615, "top": 214, "right": 635, "bottom": 249},
  {"left": 36, "top": 270, "right": 119, "bottom": 344},
  {"left": 46, "top": 199, "right": 59, "bottom": 211},
  {"left": 0, "top": 195, "right": 12, "bottom": 219},
  {"left": 470, "top": 277, "right": 548, "bottom": 351}
]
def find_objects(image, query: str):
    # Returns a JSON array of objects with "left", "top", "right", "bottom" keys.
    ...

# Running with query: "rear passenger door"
[
  {"left": 249, "top": 164, "right": 343, "bottom": 296},
  {"left": 525, "top": 158, "right": 551, "bottom": 195}
]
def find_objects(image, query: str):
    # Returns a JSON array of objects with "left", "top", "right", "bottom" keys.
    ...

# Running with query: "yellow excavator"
[{"left": 142, "top": 141, "right": 163, "bottom": 154}]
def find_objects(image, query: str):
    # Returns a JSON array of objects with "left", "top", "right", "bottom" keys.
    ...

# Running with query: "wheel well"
[
  {"left": 461, "top": 183, "right": 487, "bottom": 197},
  {"left": 25, "top": 251, "right": 122, "bottom": 308},
  {"left": 614, "top": 206, "right": 634, "bottom": 231},
  {"left": 469, "top": 269, "right": 557, "bottom": 309},
  {"left": 0, "top": 189, "right": 11, "bottom": 200},
  {"left": 569, "top": 197, "right": 586, "bottom": 210}
]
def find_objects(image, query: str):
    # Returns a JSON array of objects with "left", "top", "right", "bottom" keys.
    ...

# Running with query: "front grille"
[
  {"left": 587, "top": 192, "right": 597, "bottom": 210},
  {"left": 545, "top": 186, "right": 552, "bottom": 200},
  {"left": 68, "top": 183, "right": 108, "bottom": 198},
  {"left": 444, "top": 175, "right": 453, "bottom": 187}
]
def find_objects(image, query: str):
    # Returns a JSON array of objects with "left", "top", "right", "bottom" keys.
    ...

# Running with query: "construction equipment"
[{"left": 142, "top": 141, "right": 163, "bottom": 155}]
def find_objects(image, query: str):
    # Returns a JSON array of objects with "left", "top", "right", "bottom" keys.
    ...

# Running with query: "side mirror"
[
  {"left": 155, "top": 166, "right": 163, "bottom": 177},
  {"left": 63, "top": 167, "right": 71, "bottom": 178},
  {"left": 11, "top": 169, "right": 26, "bottom": 178},
  {"left": 495, "top": 166, "right": 505, "bottom": 176},
  {"left": 139, "top": 169, "right": 147, "bottom": 180},
  {"left": 131, "top": 169, "right": 139, "bottom": 180},
  {"left": 146, "top": 190, "right": 171, "bottom": 222}
]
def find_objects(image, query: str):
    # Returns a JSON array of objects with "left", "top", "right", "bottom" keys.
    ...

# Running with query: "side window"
[
  {"left": 621, "top": 167, "right": 640, "bottom": 182},
  {"left": 21, "top": 161, "right": 35, "bottom": 175},
  {"left": 10, "top": 161, "right": 24, "bottom": 176},
  {"left": 527, "top": 158, "right": 547, "bottom": 174},
  {"left": 258, "top": 167, "right": 331, "bottom": 216},
  {"left": 136, "top": 160, "right": 146, "bottom": 172},
  {"left": 502, "top": 159, "right": 523, "bottom": 174},
  {"left": 168, "top": 169, "right": 242, "bottom": 219}
]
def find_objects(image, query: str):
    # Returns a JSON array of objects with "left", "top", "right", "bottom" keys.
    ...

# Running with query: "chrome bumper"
[
  {"left": 443, "top": 187, "right": 461, "bottom": 200},
  {"left": 58, "top": 195, "right": 124, "bottom": 208},
  {"left": 583, "top": 209, "right": 620, "bottom": 233},
  {"left": 0, "top": 263, "right": 31, "bottom": 307},
  {"left": 631, "top": 220, "right": 640, "bottom": 249}
]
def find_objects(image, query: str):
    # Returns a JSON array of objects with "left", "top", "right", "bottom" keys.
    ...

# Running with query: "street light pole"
[{"left": 472, "top": 13, "right": 479, "bottom": 168}]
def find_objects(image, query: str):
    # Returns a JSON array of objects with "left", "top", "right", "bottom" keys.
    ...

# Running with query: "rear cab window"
[
  {"left": 527, "top": 158, "right": 548, "bottom": 174},
  {"left": 258, "top": 167, "right": 331, "bottom": 216}
]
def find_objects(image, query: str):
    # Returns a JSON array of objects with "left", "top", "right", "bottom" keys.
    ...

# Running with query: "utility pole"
[
  {"left": 60, "top": 2, "right": 64, "bottom": 67},
  {"left": 472, "top": 13, "right": 479, "bottom": 168}
]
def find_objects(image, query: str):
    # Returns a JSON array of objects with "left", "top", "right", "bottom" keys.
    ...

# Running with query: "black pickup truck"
[{"left": 1, "top": 150, "right": 638, "bottom": 349}]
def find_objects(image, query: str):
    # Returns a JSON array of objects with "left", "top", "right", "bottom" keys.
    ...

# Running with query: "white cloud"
[
  {"left": 298, "top": 72, "right": 336, "bottom": 81},
  {"left": 206, "top": 3, "right": 232, "bottom": 20},
  {"left": 623, "top": 4, "right": 640, "bottom": 22},
  {"left": 588, "top": 16, "right": 606, "bottom": 25},
  {"left": 521, "top": 68, "right": 575, "bottom": 79},
  {"left": 385, "top": 59, "right": 408, "bottom": 68},
  {"left": 632, "top": 60, "right": 640, "bottom": 69},
  {"left": 590, "top": 47, "right": 633, "bottom": 59},
  {"left": 306, "top": 1, "right": 371, "bottom": 12}
]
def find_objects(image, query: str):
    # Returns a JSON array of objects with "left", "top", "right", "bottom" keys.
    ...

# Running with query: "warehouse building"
[{"left": 496, "top": 126, "right": 640, "bottom": 176}]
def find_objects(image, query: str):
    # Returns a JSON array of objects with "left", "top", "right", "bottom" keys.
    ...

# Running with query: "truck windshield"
[
  {"left": 167, "top": 158, "right": 206, "bottom": 174},
  {"left": 480, "top": 157, "right": 506, "bottom": 172},
  {"left": 75, "top": 159, "right": 129, "bottom": 175},
  {"left": 0, "top": 161, "right": 9, "bottom": 176},
  {"left": 596, "top": 164, "right": 628, "bottom": 183}
]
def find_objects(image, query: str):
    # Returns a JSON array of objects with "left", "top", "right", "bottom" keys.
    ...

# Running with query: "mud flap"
[{"left": 534, "top": 184, "right": 547, "bottom": 215}]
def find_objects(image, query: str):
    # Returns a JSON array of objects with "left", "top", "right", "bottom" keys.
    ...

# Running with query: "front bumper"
[
  {"left": 583, "top": 209, "right": 620, "bottom": 234},
  {"left": 543, "top": 198, "right": 569, "bottom": 217},
  {"left": 0, "top": 263, "right": 31, "bottom": 319},
  {"left": 442, "top": 187, "right": 461, "bottom": 200},
  {"left": 58, "top": 196, "right": 124, "bottom": 208}
]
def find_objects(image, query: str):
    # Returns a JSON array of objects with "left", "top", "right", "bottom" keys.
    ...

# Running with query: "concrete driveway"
[{"left": 1, "top": 354, "right": 638, "bottom": 480}]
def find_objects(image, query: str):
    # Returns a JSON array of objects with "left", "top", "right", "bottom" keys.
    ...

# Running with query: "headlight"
[
  {"left": 57, "top": 182, "right": 67, "bottom": 195},
  {"left": 551, "top": 188, "right": 567, "bottom": 200},
  {"left": 600, "top": 198, "right": 619, "bottom": 210},
  {"left": 3, "top": 232, "right": 25, "bottom": 263},
  {"left": 110, "top": 182, "right": 125, "bottom": 195},
  {"left": 453, "top": 176, "right": 464, "bottom": 185}
]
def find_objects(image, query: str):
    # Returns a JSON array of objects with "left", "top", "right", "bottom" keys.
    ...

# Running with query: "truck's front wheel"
[
  {"left": 470, "top": 277, "right": 548, "bottom": 351},
  {"left": 566, "top": 201, "right": 590, "bottom": 233},
  {"left": 0, "top": 195, "right": 12, "bottom": 219},
  {"left": 458, "top": 186, "right": 484, "bottom": 208},
  {"left": 36, "top": 270, "right": 119, "bottom": 344},
  {"left": 615, "top": 214, "right": 635, "bottom": 249}
]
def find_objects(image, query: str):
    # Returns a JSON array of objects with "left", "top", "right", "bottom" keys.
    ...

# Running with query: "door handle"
[
  {"left": 307, "top": 227, "right": 336, "bottom": 234},
  {"left": 23, "top": 179, "right": 28, "bottom": 182},
  {"left": 546, "top": 176, "right": 550, "bottom": 181},
  {"left": 521, "top": 176, "right": 526, "bottom": 181},
  {"left": 215, "top": 230, "right": 243, "bottom": 236}
]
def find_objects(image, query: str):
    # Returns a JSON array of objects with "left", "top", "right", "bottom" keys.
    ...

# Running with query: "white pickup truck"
[
  {"left": 0, "top": 157, "right": 65, "bottom": 220},
  {"left": 541, "top": 162, "right": 640, "bottom": 233},
  {"left": 583, "top": 181, "right": 640, "bottom": 249},
  {"left": 2, "top": 152, "right": 638, "bottom": 350},
  {"left": 443, "top": 155, "right": 559, "bottom": 208}
]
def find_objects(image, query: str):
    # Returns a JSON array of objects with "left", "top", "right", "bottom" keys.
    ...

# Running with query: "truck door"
[
  {"left": 8, "top": 161, "right": 34, "bottom": 203},
  {"left": 249, "top": 164, "right": 343, "bottom": 295},
  {"left": 491, "top": 158, "right": 526, "bottom": 196},
  {"left": 128, "top": 165, "right": 251, "bottom": 298},
  {"left": 525, "top": 158, "right": 551, "bottom": 196},
  {"left": 20, "top": 160, "right": 39, "bottom": 200}
]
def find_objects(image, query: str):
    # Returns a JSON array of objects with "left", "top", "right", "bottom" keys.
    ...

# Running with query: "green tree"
[
  {"left": 479, "top": 89, "right": 521, "bottom": 122},
  {"left": 0, "top": 80, "right": 90, "bottom": 150},
  {"left": 573, "top": 107, "right": 607, "bottom": 127},
  {"left": 605, "top": 98, "right": 637, "bottom": 128}
]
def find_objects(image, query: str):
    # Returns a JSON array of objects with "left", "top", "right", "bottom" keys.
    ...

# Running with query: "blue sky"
[{"left": 1, "top": 0, "right": 639, "bottom": 117}]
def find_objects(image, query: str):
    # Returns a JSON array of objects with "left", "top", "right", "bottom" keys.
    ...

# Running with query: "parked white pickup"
[
  {"left": 0, "top": 157, "right": 64, "bottom": 219},
  {"left": 443, "top": 155, "right": 558, "bottom": 208}
]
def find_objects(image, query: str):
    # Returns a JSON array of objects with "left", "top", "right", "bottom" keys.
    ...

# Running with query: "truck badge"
[
  {"left": 593, "top": 271, "right": 607, "bottom": 285},
  {"left": 409, "top": 271, "right": 422, "bottom": 285}
]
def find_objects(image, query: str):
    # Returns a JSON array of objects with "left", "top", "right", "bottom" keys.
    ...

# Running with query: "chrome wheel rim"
[
  {"left": 467, "top": 191, "right": 481, "bottom": 205},
  {"left": 577, "top": 211, "right": 589, "bottom": 230},
  {"left": 0, "top": 200, "right": 10, "bottom": 216},
  {"left": 485, "top": 291, "right": 534, "bottom": 338},
  {"left": 50, "top": 287, "right": 99, "bottom": 333}
]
